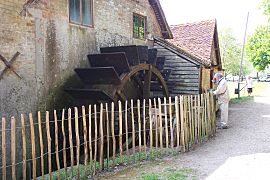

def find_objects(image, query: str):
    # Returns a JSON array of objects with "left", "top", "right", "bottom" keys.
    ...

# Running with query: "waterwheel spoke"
[
  {"left": 143, "top": 65, "right": 152, "bottom": 100},
  {"left": 117, "top": 90, "right": 128, "bottom": 102}
]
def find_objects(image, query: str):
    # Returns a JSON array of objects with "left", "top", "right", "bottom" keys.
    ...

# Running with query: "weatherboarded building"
[
  {"left": 153, "top": 19, "right": 222, "bottom": 96},
  {"left": 169, "top": 19, "right": 223, "bottom": 93}
]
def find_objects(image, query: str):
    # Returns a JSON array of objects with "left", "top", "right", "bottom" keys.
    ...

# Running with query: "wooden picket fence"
[{"left": 0, "top": 92, "right": 216, "bottom": 179}]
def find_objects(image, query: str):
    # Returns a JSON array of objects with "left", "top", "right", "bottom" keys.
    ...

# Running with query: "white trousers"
[{"left": 219, "top": 103, "right": 229, "bottom": 126}]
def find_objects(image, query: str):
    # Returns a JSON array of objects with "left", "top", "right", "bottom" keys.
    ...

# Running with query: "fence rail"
[{"left": 0, "top": 92, "right": 216, "bottom": 179}]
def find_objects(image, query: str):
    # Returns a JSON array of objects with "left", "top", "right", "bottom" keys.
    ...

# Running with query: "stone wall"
[{"left": 95, "top": 0, "right": 162, "bottom": 48}]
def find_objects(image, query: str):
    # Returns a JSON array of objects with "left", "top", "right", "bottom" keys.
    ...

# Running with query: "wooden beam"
[{"left": 143, "top": 65, "right": 152, "bottom": 100}]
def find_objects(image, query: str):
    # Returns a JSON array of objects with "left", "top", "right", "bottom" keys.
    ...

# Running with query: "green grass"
[
  {"left": 141, "top": 173, "right": 159, "bottom": 180},
  {"left": 43, "top": 149, "right": 166, "bottom": 179},
  {"left": 230, "top": 96, "right": 253, "bottom": 104},
  {"left": 228, "top": 81, "right": 269, "bottom": 103},
  {"left": 140, "top": 168, "right": 196, "bottom": 180},
  {"left": 42, "top": 130, "right": 208, "bottom": 179}
]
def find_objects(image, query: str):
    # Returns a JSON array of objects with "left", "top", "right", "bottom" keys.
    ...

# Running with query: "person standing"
[
  {"left": 246, "top": 76, "right": 253, "bottom": 96},
  {"left": 212, "top": 73, "right": 230, "bottom": 129}
]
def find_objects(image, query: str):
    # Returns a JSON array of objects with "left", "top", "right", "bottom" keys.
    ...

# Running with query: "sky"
[{"left": 159, "top": 0, "right": 268, "bottom": 43}]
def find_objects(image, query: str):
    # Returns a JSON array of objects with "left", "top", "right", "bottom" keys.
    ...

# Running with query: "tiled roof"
[{"left": 169, "top": 19, "right": 216, "bottom": 66}]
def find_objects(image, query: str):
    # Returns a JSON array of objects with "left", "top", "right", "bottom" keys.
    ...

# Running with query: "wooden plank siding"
[
  {"left": 153, "top": 43, "right": 201, "bottom": 96},
  {"left": 201, "top": 68, "right": 212, "bottom": 92}
]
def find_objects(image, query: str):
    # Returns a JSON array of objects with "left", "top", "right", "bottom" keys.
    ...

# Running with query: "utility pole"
[{"left": 238, "top": 12, "right": 249, "bottom": 98}]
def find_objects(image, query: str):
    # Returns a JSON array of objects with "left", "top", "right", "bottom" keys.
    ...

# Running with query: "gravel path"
[{"left": 98, "top": 85, "right": 270, "bottom": 180}]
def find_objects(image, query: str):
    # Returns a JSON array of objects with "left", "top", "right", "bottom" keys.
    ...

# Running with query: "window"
[
  {"left": 69, "top": 0, "right": 93, "bottom": 27},
  {"left": 133, "top": 13, "right": 146, "bottom": 40}
]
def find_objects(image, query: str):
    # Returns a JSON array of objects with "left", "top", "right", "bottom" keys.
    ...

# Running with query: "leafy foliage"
[
  {"left": 262, "top": 0, "right": 270, "bottom": 22},
  {"left": 219, "top": 28, "right": 251, "bottom": 75},
  {"left": 246, "top": 26, "right": 270, "bottom": 71},
  {"left": 245, "top": 0, "right": 270, "bottom": 71}
]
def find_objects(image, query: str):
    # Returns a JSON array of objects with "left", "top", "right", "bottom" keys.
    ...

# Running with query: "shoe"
[{"left": 217, "top": 125, "right": 228, "bottom": 129}]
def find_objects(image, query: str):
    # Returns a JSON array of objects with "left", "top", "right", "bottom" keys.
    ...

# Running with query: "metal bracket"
[{"left": 0, "top": 52, "right": 22, "bottom": 80}]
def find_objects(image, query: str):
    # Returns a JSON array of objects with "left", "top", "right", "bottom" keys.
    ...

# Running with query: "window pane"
[
  {"left": 133, "top": 15, "right": 138, "bottom": 38},
  {"left": 139, "top": 17, "right": 144, "bottom": 39},
  {"left": 70, "top": 0, "right": 80, "bottom": 23},
  {"left": 133, "top": 14, "right": 145, "bottom": 39},
  {"left": 82, "top": 0, "right": 93, "bottom": 26}
]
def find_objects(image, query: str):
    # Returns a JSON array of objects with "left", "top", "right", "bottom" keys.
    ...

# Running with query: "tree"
[
  {"left": 246, "top": 26, "right": 270, "bottom": 71},
  {"left": 245, "top": 0, "right": 270, "bottom": 72},
  {"left": 219, "top": 28, "right": 251, "bottom": 75},
  {"left": 262, "top": 0, "right": 270, "bottom": 22}
]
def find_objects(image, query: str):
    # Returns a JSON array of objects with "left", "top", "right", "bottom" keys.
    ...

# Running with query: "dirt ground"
[{"left": 97, "top": 84, "right": 270, "bottom": 180}]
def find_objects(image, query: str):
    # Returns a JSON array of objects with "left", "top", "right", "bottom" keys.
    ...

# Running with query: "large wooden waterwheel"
[
  {"left": 65, "top": 45, "right": 171, "bottom": 104},
  {"left": 65, "top": 45, "right": 173, "bottom": 157}
]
